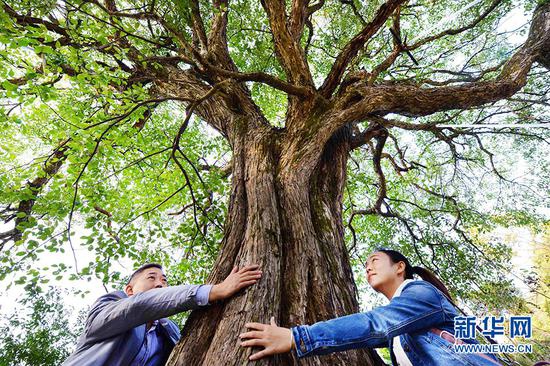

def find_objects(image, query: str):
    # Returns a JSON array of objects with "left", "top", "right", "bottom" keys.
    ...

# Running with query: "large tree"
[{"left": 1, "top": 0, "right": 549, "bottom": 365}]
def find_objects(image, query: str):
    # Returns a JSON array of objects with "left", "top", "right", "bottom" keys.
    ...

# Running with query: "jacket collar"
[{"left": 392, "top": 279, "right": 416, "bottom": 299}]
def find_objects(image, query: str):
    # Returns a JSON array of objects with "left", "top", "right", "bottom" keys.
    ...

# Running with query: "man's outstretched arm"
[{"left": 85, "top": 265, "right": 261, "bottom": 343}]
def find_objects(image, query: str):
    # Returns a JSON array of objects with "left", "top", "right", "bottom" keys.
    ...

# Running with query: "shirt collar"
[
  {"left": 148, "top": 320, "right": 159, "bottom": 333},
  {"left": 392, "top": 279, "right": 415, "bottom": 299}
]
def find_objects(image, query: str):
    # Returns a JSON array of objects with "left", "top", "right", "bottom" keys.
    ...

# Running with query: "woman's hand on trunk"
[{"left": 240, "top": 317, "right": 294, "bottom": 360}]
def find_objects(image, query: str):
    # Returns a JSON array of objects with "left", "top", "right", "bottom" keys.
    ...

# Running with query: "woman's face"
[{"left": 365, "top": 251, "right": 404, "bottom": 292}]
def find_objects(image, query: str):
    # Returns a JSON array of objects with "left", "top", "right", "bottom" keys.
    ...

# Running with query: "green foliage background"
[{"left": 0, "top": 0, "right": 548, "bottom": 363}]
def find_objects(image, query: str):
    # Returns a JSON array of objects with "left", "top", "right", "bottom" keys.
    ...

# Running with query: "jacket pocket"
[{"left": 428, "top": 333, "right": 486, "bottom": 366}]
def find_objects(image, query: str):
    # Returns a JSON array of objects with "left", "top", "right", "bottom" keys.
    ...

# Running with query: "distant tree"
[{"left": 0, "top": 285, "right": 82, "bottom": 366}]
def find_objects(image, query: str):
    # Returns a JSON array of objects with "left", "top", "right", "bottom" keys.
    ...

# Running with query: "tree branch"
[
  {"left": 408, "top": 0, "right": 504, "bottom": 51},
  {"left": 320, "top": 0, "right": 406, "bottom": 98},
  {"left": 0, "top": 140, "right": 69, "bottom": 245},
  {"left": 289, "top": 0, "right": 309, "bottom": 42},
  {"left": 349, "top": 121, "right": 388, "bottom": 150},
  {"left": 190, "top": 0, "right": 208, "bottom": 51},
  {"left": 2, "top": 2, "right": 70, "bottom": 40},
  {"left": 260, "top": 0, "right": 314, "bottom": 86},
  {"left": 204, "top": 64, "right": 311, "bottom": 97},
  {"left": 94, "top": 205, "right": 120, "bottom": 243},
  {"left": 369, "top": 127, "right": 389, "bottom": 213},
  {"left": 332, "top": 2, "right": 550, "bottom": 131},
  {"left": 207, "top": 0, "right": 234, "bottom": 67}
]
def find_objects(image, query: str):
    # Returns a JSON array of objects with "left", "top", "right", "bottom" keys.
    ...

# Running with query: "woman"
[{"left": 240, "top": 249, "right": 501, "bottom": 365}]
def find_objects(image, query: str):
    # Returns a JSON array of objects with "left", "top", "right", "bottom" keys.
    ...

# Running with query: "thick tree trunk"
[{"left": 167, "top": 121, "right": 384, "bottom": 366}]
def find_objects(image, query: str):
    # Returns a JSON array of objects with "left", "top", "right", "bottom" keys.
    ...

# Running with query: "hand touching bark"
[
  {"left": 209, "top": 265, "right": 262, "bottom": 301},
  {"left": 240, "top": 317, "right": 294, "bottom": 360}
]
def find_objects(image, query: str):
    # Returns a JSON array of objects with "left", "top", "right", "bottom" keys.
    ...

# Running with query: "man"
[{"left": 63, "top": 263, "right": 262, "bottom": 366}]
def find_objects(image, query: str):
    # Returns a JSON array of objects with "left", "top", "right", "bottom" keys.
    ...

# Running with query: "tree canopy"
[{"left": 0, "top": 0, "right": 549, "bottom": 363}]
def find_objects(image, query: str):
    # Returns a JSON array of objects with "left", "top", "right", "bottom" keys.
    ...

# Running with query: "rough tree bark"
[{"left": 166, "top": 117, "right": 384, "bottom": 365}]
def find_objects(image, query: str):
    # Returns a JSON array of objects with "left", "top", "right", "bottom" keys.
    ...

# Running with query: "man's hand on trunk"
[{"left": 209, "top": 265, "right": 262, "bottom": 301}]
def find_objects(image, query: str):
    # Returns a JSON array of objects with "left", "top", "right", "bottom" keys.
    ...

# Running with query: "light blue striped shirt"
[{"left": 129, "top": 285, "right": 212, "bottom": 366}]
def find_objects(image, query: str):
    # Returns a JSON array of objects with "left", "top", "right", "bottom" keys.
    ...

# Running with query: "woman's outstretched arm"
[{"left": 240, "top": 281, "right": 448, "bottom": 360}]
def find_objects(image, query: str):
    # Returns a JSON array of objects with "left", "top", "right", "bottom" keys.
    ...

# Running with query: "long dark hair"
[{"left": 376, "top": 249, "right": 453, "bottom": 301}]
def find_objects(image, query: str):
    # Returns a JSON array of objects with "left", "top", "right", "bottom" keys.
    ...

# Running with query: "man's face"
[{"left": 125, "top": 267, "right": 168, "bottom": 296}]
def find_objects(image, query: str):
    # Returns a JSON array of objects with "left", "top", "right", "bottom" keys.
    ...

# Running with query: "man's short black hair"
[{"left": 126, "top": 263, "right": 163, "bottom": 285}]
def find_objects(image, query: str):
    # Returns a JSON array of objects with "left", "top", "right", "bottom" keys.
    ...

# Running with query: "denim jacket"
[
  {"left": 62, "top": 285, "right": 207, "bottom": 366},
  {"left": 291, "top": 280, "right": 501, "bottom": 366}
]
